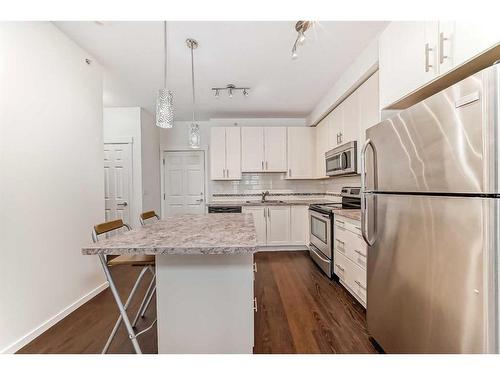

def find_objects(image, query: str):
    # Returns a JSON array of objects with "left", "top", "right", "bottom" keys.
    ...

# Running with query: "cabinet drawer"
[
  {"left": 335, "top": 223, "right": 367, "bottom": 269},
  {"left": 334, "top": 250, "right": 349, "bottom": 283},
  {"left": 349, "top": 260, "right": 367, "bottom": 305},
  {"left": 334, "top": 216, "right": 361, "bottom": 236}
]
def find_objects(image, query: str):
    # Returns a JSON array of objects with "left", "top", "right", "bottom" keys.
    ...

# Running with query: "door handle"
[
  {"left": 361, "top": 138, "right": 377, "bottom": 246},
  {"left": 117, "top": 202, "right": 128, "bottom": 207}
]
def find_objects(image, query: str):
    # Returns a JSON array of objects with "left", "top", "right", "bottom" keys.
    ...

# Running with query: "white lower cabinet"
[
  {"left": 290, "top": 205, "right": 309, "bottom": 245},
  {"left": 243, "top": 204, "right": 309, "bottom": 247},
  {"left": 242, "top": 206, "right": 267, "bottom": 246},
  {"left": 266, "top": 206, "right": 291, "bottom": 245},
  {"left": 334, "top": 215, "right": 367, "bottom": 307}
]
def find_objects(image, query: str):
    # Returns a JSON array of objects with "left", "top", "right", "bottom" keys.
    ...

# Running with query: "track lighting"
[
  {"left": 211, "top": 84, "right": 250, "bottom": 98},
  {"left": 291, "top": 21, "right": 313, "bottom": 60}
]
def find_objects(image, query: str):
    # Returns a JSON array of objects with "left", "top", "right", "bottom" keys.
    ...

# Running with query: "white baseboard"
[
  {"left": 256, "top": 245, "right": 309, "bottom": 252},
  {"left": 1, "top": 281, "right": 109, "bottom": 354}
]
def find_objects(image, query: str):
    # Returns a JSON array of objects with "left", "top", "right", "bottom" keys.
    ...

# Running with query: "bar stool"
[
  {"left": 139, "top": 210, "right": 160, "bottom": 226},
  {"left": 133, "top": 211, "right": 161, "bottom": 324},
  {"left": 92, "top": 219, "right": 156, "bottom": 354}
]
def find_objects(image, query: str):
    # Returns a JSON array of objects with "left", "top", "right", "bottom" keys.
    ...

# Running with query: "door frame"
[
  {"left": 160, "top": 147, "right": 208, "bottom": 218},
  {"left": 104, "top": 138, "right": 134, "bottom": 226}
]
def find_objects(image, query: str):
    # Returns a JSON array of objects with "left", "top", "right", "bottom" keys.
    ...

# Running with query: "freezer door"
[
  {"left": 364, "top": 65, "right": 499, "bottom": 194},
  {"left": 367, "top": 194, "right": 497, "bottom": 353}
]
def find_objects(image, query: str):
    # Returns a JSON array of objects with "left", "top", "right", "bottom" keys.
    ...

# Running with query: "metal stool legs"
[
  {"left": 99, "top": 254, "right": 148, "bottom": 354},
  {"left": 132, "top": 271, "right": 156, "bottom": 328}
]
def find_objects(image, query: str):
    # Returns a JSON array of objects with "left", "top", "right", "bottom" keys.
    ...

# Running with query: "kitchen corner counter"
[
  {"left": 334, "top": 209, "right": 361, "bottom": 221},
  {"left": 82, "top": 213, "right": 257, "bottom": 255}
]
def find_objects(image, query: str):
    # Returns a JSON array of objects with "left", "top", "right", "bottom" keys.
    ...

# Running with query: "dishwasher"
[{"left": 207, "top": 205, "right": 242, "bottom": 213}]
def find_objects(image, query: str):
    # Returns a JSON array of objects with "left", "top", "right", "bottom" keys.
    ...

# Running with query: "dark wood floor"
[{"left": 18, "top": 251, "right": 376, "bottom": 354}]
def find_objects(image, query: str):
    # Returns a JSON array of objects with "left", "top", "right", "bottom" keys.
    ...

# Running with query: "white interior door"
[
  {"left": 164, "top": 151, "right": 205, "bottom": 217},
  {"left": 104, "top": 143, "right": 132, "bottom": 225}
]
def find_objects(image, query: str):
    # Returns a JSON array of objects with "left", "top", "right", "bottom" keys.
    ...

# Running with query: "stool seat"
[{"left": 107, "top": 254, "right": 155, "bottom": 267}]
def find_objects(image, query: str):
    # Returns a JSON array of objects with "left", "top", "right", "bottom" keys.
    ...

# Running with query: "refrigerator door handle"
[{"left": 361, "top": 138, "right": 377, "bottom": 246}]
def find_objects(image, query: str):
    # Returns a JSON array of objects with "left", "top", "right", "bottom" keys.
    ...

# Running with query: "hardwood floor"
[
  {"left": 18, "top": 251, "right": 376, "bottom": 354},
  {"left": 254, "top": 251, "right": 376, "bottom": 354}
]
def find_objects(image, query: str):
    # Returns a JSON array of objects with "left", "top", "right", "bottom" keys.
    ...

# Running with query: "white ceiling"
[{"left": 55, "top": 21, "right": 388, "bottom": 121}]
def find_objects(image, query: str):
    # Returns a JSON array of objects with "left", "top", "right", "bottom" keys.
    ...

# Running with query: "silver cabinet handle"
[
  {"left": 355, "top": 249, "right": 366, "bottom": 258},
  {"left": 265, "top": 161, "right": 268, "bottom": 170},
  {"left": 268, "top": 207, "right": 270, "bottom": 220},
  {"left": 226, "top": 169, "right": 229, "bottom": 178},
  {"left": 263, "top": 208, "right": 266, "bottom": 218},
  {"left": 289, "top": 168, "right": 292, "bottom": 177},
  {"left": 196, "top": 199, "right": 204, "bottom": 203},
  {"left": 336, "top": 239, "right": 345, "bottom": 245},
  {"left": 117, "top": 202, "right": 128, "bottom": 207},
  {"left": 336, "top": 220, "right": 345, "bottom": 225},
  {"left": 355, "top": 280, "right": 366, "bottom": 290},
  {"left": 355, "top": 226, "right": 361, "bottom": 231},
  {"left": 253, "top": 297, "right": 258, "bottom": 312},
  {"left": 335, "top": 263, "right": 344, "bottom": 271},
  {"left": 261, "top": 161, "right": 264, "bottom": 170},
  {"left": 425, "top": 43, "right": 433, "bottom": 72},
  {"left": 439, "top": 32, "right": 448, "bottom": 64}
]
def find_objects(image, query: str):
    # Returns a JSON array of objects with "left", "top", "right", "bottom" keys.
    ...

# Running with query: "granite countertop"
[
  {"left": 334, "top": 209, "right": 361, "bottom": 221},
  {"left": 207, "top": 199, "right": 336, "bottom": 207},
  {"left": 82, "top": 213, "right": 257, "bottom": 256}
]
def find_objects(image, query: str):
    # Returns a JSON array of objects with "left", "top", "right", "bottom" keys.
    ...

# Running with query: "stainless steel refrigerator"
[{"left": 361, "top": 64, "right": 500, "bottom": 354}]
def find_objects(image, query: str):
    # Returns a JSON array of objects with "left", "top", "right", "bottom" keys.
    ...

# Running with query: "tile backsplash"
[{"left": 209, "top": 173, "right": 361, "bottom": 197}]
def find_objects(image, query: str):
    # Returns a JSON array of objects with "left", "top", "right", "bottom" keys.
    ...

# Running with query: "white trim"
[
  {"left": 1, "top": 282, "right": 109, "bottom": 354},
  {"left": 103, "top": 136, "right": 134, "bottom": 144},
  {"left": 255, "top": 245, "right": 309, "bottom": 252}
]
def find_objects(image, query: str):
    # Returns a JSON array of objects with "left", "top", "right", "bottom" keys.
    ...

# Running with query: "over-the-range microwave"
[{"left": 325, "top": 141, "right": 357, "bottom": 177}]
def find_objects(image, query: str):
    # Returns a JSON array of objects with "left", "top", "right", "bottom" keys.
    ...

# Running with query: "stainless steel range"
[{"left": 308, "top": 187, "right": 361, "bottom": 277}]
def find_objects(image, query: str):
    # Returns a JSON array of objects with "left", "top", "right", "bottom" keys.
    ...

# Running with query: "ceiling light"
[
  {"left": 156, "top": 21, "right": 174, "bottom": 129},
  {"left": 211, "top": 84, "right": 250, "bottom": 98},
  {"left": 291, "top": 21, "right": 313, "bottom": 60},
  {"left": 186, "top": 38, "right": 200, "bottom": 149}
]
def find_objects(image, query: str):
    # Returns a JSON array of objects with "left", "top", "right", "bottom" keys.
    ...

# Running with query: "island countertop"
[{"left": 82, "top": 213, "right": 257, "bottom": 256}]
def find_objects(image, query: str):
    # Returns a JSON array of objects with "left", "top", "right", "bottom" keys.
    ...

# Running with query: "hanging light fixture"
[
  {"left": 156, "top": 21, "right": 174, "bottom": 128},
  {"left": 291, "top": 21, "right": 313, "bottom": 60},
  {"left": 186, "top": 38, "right": 200, "bottom": 149}
]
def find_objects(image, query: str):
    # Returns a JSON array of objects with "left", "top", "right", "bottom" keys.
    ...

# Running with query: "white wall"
[
  {"left": 103, "top": 107, "right": 143, "bottom": 228},
  {"left": 0, "top": 22, "right": 106, "bottom": 353},
  {"left": 140, "top": 109, "right": 161, "bottom": 215},
  {"left": 307, "top": 36, "right": 381, "bottom": 126}
]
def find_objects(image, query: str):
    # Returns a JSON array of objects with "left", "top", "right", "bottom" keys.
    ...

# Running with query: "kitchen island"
[{"left": 82, "top": 213, "right": 257, "bottom": 354}]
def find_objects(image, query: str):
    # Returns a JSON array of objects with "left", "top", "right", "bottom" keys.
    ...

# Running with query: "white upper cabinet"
[
  {"left": 379, "top": 22, "right": 438, "bottom": 109},
  {"left": 438, "top": 21, "right": 500, "bottom": 74},
  {"left": 241, "top": 127, "right": 264, "bottom": 172},
  {"left": 357, "top": 71, "right": 380, "bottom": 171},
  {"left": 315, "top": 119, "right": 329, "bottom": 178},
  {"left": 287, "top": 127, "right": 315, "bottom": 179},
  {"left": 379, "top": 21, "right": 500, "bottom": 109},
  {"left": 328, "top": 105, "right": 343, "bottom": 149},
  {"left": 209, "top": 127, "right": 241, "bottom": 180},
  {"left": 264, "top": 127, "right": 287, "bottom": 172},
  {"left": 225, "top": 127, "right": 242, "bottom": 180},
  {"left": 241, "top": 127, "right": 287, "bottom": 172},
  {"left": 340, "top": 90, "right": 360, "bottom": 147}
]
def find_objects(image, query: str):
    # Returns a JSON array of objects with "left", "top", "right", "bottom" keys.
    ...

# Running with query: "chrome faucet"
[{"left": 261, "top": 190, "right": 270, "bottom": 203}]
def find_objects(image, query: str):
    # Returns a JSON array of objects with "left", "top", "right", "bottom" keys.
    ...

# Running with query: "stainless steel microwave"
[{"left": 325, "top": 141, "right": 357, "bottom": 177}]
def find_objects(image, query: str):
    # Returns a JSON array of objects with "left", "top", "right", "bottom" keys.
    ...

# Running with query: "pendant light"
[
  {"left": 156, "top": 21, "right": 174, "bottom": 128},
  {"left": 187, "top": 38, "right": 200, "bottom": 149}
]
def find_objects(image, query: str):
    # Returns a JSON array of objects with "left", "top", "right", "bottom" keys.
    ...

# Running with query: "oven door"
[{"left": 309, "top": 209, "right": 332, "bottom": 259}]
